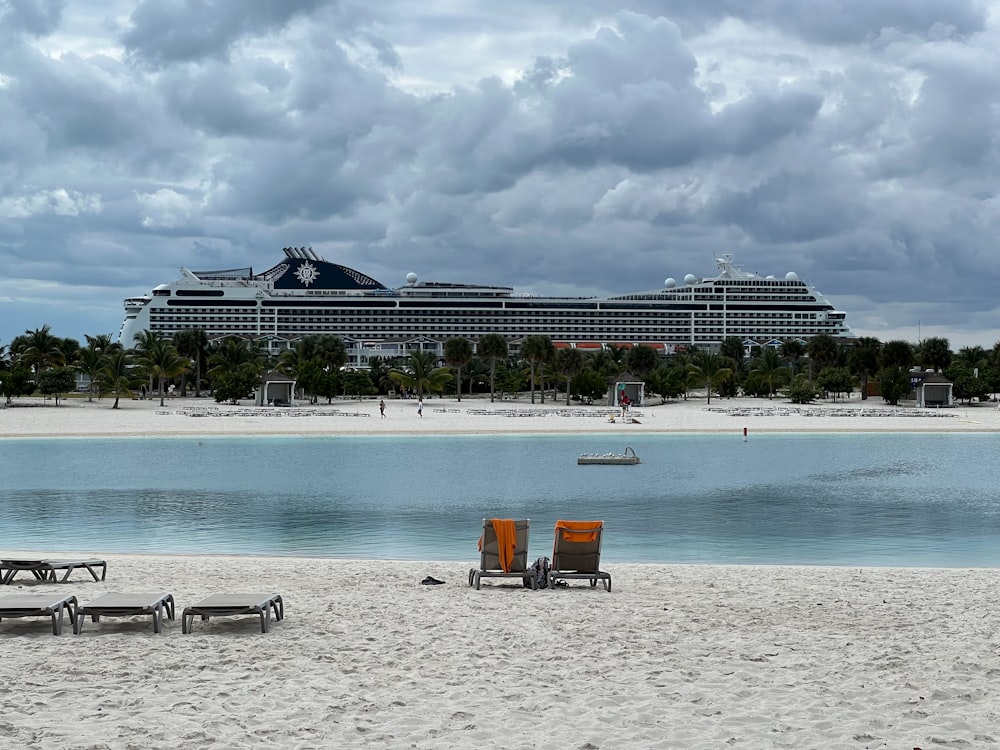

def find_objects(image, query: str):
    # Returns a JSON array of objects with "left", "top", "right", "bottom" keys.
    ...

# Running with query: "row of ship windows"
[
  {"left": 151, "top": 324, "right": 841, "bottom": 336},
  {"left": 152, "top": 313, "right": 824, "bottom": 324},
  {"left": 156, "top": 308, "right": 822, "bottom": 319}
]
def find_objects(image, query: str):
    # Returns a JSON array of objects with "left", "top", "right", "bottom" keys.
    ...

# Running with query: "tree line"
[{"left": 1, "top": 327, "right": 994, "bottom": 407}]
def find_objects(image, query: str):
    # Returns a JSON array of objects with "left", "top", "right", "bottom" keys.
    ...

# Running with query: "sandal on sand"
[{"left": 420, "top": 576, "right": 446, "bottom": 585}]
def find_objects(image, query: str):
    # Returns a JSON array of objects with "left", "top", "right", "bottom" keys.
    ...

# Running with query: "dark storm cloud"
[
  {"left": 121, "top": 0, "right": 334, "bottom": 66},
  {"left": 0, "top": 0, "right": 64, "bottom": 37},
  {"left": 3, "top": 1, "right": 1000, "bottom": 350}
]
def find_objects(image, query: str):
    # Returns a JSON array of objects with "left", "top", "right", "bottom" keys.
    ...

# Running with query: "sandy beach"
[
  {"left": 2, "top": 391, "right": 998, "bottom": 437},
  {"left": 4, "top": 395, "right": 1000, "bottom": 747}
]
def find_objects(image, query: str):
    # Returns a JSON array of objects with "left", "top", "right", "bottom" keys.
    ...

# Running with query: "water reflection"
[{"left": 3, "top": 433, "right": 1000, "bottom": 565}]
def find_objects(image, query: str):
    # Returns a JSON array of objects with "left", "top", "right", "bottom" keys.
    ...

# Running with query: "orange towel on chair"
[
  {"left": 477, "top": 519, "right": 517, "bottom": 573},
  {"left": 555, "top": 519, "right": 603, "bottom": 543}
]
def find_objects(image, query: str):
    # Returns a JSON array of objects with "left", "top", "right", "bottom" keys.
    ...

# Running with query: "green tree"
[
  {"left": 881, "top": 340, "right": 915, "bottom": 370},
  {"left": 806, "top": 334, "right": 840, "bottom": 380},
  {"left": 443, "top": 337, "right": 474, "bottom": 401},
  {"left": 877, "top": 366, "right": 912, "bottom": 406},
  {"left": 817, "top": 367, "right": 855, "bottom": 402},
  {"left": 135, "top": 337, "right": 190, "bottom": 406},
  {"left": 784, "top": 374, "right": 820, "bottom": 404},
  {"left": 646, "top": 365, "right": 686, "bottom": 403},
  {"left": 207, "top": 338, "right": 265, "bottom": 405},
  {"left": 98, "top": 349, "right": 140, "bottom": 409},
  {"left": 477, "top": 334, "right": 509, "bottom": 403},
  {"left": 848, "top": 337, "right": 881, "bottom": 401},
  {"left": 38, "top": 367, "right": 78, "bottom": 405},
  {"left": 75, "top": 346, "right": 106, "bottom": 402},
  {"left": 720, "top": 336, "right": 746, "bottom": 365},
  {"left": 917, "top": 336, "right": 952, "bottom": 373},
  {"left": 521, "top": 335, "right": 553, "bottom": 404},
  {"left": 553, "top": 347, "right": 586, "bottom": 405},
  {"left": 342, "top": 370, "right": 375, "bottom": 400},
  {"left": 571, "top": 368, "right": 608, "bottom": 404},
  {"left": 1, "top": 366, "right": 34, "bottom": 404},
  {"left": 173, "top": 328, "right": 209, "bottom": 397},
  {"left": 687, "top": 351, "right": 733, "bottom": 405},
  {"left": 749, "top": 347, "right": 789, "bottom": 399},
  {"left": 625, "top": 344, "right": 660, "bottom": 379},
  {"left": 389, "top": 350, "right": 453, "bottom": 398},
  {"left": 13, "top": 325, "right": 64, "bottom": 384}
]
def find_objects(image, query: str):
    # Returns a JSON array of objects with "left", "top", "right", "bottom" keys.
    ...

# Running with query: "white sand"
[
  {"left": 2, "top": 556, "right": 999, "bottom": 748},
  {"left": 3, "top": 395, "right": 1000, "bottom": 747},
  {"left": 2, "top": 391, "right": 998, "bottom": 437}
]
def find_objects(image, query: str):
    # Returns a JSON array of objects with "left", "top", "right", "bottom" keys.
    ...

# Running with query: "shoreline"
[
  {"left": 2, "top": 552, "right": 998, "bottom": 747},
  {"left": 3, "top": 392, "right": 999, "bottom": 438}
]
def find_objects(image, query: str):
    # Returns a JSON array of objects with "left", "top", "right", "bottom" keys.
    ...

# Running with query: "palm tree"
[
  {"left": 99, "top": 349, "right": 140, "bottom": 409},
  {"left": 880, "top": 340, "right": 915, "bottom": 370},
  {"left": 13, "top": 325, "right": 63, "bottom": 384},
  {"left": 917, "top": 336, "right": 952, "bottom": 373},
  {"left": 806, "top": 334, "right": 840, "bottom": 381},
  {"left": 443, "top": 337, "right": 473, "bottom": 401},
  {"left": 389, "top": 350, "right": 452, "bottom": 397},
  {"left": 687, "top": 351, "right": 733, "bottom": 405},
  {"left": 207, "top": 337, "right": 266, "bottom": 404},
  {"left": 780, "top": 340, "right": 806, "bottom": 376},
  {"left": 314, "top": 334, "right": 348, "bottom": 373},
  {"left": 553, "top": 347, "right": 585, "bottom": 405},
  {"left": 173, "top": 328, "right": 209, "bottom": 397},
  {"left": 85, "top": 333, "right": 115, "bottom": 352},
  {"left": 848, "top": 337, "right": 881, "bottom": 400},
  {"left": 75, "top": 346, "right": 107, "bottom": 402},
  {"left": 521, "top": 335, "right": 553, "bottom": 404},
  {"left": 625, "top": 344, "right": 660, "bottom": 379},
  {"left": 135, "top": 338, "right": 190, "bottom": 406},
  {"left": 749, "top": 347, "right": 788, "bottom": 399},
  {"left": 478, "top": 334, "right": 509, "bottom": 403}
]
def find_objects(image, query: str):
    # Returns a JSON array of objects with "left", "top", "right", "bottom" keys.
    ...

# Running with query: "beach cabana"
[
  {"left": 913, "top": 371, "right": 954, "bottom": 408},
  {"left": 607, "top": 373, "right": 646, "bottom": 407},
  {"left": 255, "top": 371, "right": 296, "bottom": 406}
]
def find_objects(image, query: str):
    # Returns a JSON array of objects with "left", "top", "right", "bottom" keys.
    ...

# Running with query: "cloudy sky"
[{"left": 2, "top": 0, "right": 999, "bottom": 350}]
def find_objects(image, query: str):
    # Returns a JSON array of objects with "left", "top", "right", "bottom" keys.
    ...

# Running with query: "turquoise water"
[{"left": 3, "top": 433, "right": 1000, "bottom": 566}]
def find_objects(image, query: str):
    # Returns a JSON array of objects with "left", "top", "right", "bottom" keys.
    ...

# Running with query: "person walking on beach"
[
  {"left": 417, "top": 397, "right": 424, "bottom": 417},
  {"left": 379, "top": 399, "right": 386, "bottom": 418}
]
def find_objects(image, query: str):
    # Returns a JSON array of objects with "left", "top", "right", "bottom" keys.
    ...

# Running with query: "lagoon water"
[{"left": 3, "top": 433, "right": 1000, "bottom": 567}]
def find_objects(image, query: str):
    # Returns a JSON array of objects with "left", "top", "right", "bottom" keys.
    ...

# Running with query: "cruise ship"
[{"left": 118, "top": 247, "right": 854, "bottom": 366}]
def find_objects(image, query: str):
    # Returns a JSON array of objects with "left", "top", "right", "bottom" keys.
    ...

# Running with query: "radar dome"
[
  {"left": 785, "top": 271, "right": 799, "bottom": 282},
  {"left": 664, "top": 278, "right": 676, "bottom": 288},
  {"left": 684, "top": 273, "right": 697, "bottom": 285},
  {"left": 405, "top": 272, "right": 418, "bottom": 285}
]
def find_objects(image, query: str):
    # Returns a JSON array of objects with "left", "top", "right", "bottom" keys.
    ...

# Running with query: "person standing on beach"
[
  {"left": 417, "top": 397, "right": 424, "bottom": 417},
  {"left": 379, "top": 399, "right": 386, "bottom": 418}
]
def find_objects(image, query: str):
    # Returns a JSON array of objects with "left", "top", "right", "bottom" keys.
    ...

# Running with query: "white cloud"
[{"left": 0, "top": 188, "right": 102, "bottom": 219}]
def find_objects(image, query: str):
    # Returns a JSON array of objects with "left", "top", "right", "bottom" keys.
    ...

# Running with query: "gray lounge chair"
[
  {"left": 0, "top": 558, "right": 107, "bottom": 585},
  {"left": 469, "top": 518, "right": 533, "bottom": 590},
  {"left": 0, "top": 594, "right": 78, "bottom": 635},
  {"left": 75, "top": 593, "right": 175, "bottom": 634},
  {"left": 548, "top": 520, "right": 611, "bottom": 591},
  {"left": 182, "top": 593, "right": 284, "bottom": 633}
]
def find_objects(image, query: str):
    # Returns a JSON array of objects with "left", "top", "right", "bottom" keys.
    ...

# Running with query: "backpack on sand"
[{"left": 523, "top": 556, "right": 550, "bottom": 589}]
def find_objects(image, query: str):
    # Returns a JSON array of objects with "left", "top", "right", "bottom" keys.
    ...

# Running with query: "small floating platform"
[{"left": 578, "top": 447, "right": 640, "bottom": 465}]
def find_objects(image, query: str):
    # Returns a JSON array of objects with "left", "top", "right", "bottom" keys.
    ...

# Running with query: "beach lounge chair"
[
  {"left": 0, "top": 558, "right": 107, "bottom": 585},
  {"left": 548, "top": 520, "right": 611, "bottom": 591},
  {"left": 182, "top": 593, "right": 284, "bottom": 633},
  {"left": 0, "top": 594, "right": 78, "bottom": 635},
  {"left": 469, "top": 518, "right": 533, "bottom": 590},
  {"left": 75, "top": 593, "right": 175, "bottom": 634}
]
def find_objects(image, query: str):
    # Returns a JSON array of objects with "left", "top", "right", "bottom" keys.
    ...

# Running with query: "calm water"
[{"left": 3, "top": 433, "right": 1000, "bottom": 567}]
